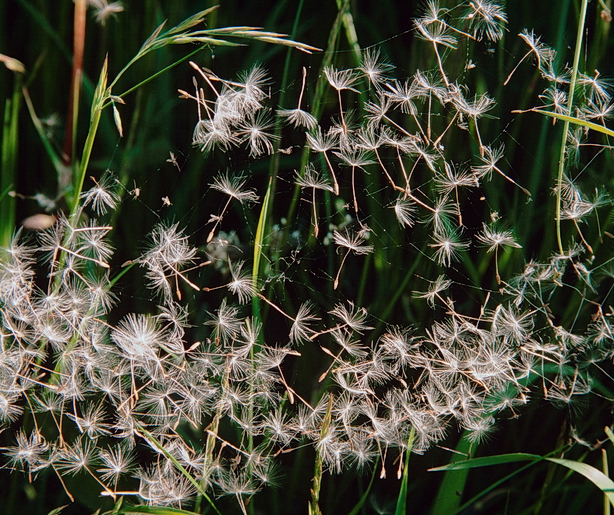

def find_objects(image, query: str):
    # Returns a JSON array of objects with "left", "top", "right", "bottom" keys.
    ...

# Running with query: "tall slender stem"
[{"left": 555, "top": 0, "right": 589, "bottom": 254}]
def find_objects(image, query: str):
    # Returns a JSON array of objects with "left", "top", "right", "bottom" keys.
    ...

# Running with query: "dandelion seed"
[
  {"left": 472, "top": 144, "right": 531, "bottom": 195},
  {"left": 205, "top": 299, "right": 242, "bottom": 344},
  {"left": 332, "top": 228, "right": 374, "bottom": 289},
  {"left": 580, "top": 98, "right": 614, "bottom": 125},
  {"left": 111, "top": 313, "right": 166, "bottom": 361},
  {"left": 290, "top": 301, "right": 320, "bottom": 344},
  {"left": 4, "top": 431, "right": 49, "bottom": 475},
  {"left": 278, "top": 107, "right": 318, "bottom": 130},
  {"left": 359, "top": 47, "right": 395, "bottom": 89},
  {"left": 492, "top": 305, "right": 534, "bottom": 345},
  {"left": 262, "top": 409, "right": 297, "bottom": 446},
  {"left": 204, "top": 260, "right": 256, "bottom": 304},
  {"left": 80, "top": 172, "right": 120, "bottom": 215},
  {"left": 424, "top": 196, "right": 456, "bottom": 234},
  {"left": 476, "top": 223, "right": 521, "bottom": 283},
  {"left": 66, "top": 402, "right": 111, "bottom": 438},
  {"left": 418, "top": 0, "right": 446, "bottom": 24},
  {"left": 393, "top": 197, "right": 417, "bottom": 227},
  {"left": 0, "top": 391, "right": 24, "bottom": 423},
  {"left": 414, "top": 19, "right": 457, "bottom": 86},
  {"left": 558, "top": 180, "right": 608, "bottom": 254},
  {"left": 505, "top": 30, "right": 554, "bottom": 85},
  {"left": 139, "top": 223, "right": 199, "bottom": 300},
  {"left": 434, "top": 162, "right": 477, "bottom": 225},
  {"left": 208, "top": 173, "right": 259, "bottom": 242},
  {"left": 429, "top": 228, "right": 469, "bottom": 267},
  {"left": 463, "top": 415, "right": 496, "bottom": 444},
  {"left": 579, "top": 70, "right": 613, "bottom": 104},
  {"left": 323, "top": 66, "right": 360, "bottom": 93},
  {"left": 332, "top": 147, "right": 374, "bottom": 213},
  {"left": 450, "top": 91, "right": 496, "bottom": 155},
  {"left": 295, "top": 164, "right": 334, "bottom": 237},
  {"left": 416, "top": 274, "right": 452, "bottom": 307},
  {"left": 137, "top": 465, "right": 196, "bottom": 507},
  {"left": 306, "top": 127, "right": 340, "bottom": 195},
  {"left": 383, "top": 79, "right": 432, "bottom": 142},
  {"left": 463, "top": 0, "right": 507, "bottom": 42},
  {"left": 87, "top": 0, "right": 123, "bottom": 26},
  {"left": 385, "top": 79, "right": 422, "bottom": 116},
  {"left": 324, "top": 65, "right": 359, "bottom": 132},
  {"left": 97, "top": 444, "right": 136, "bottom": 487},
  {"left": 56, "top": 438, "right": 96, "bottom": 476},
  {"left": 193, "top": 119, "right": 233, "bottom": 154},
  {"left": 235, "top": 64, "right": 271, "bottom": 113},
  {"left": 228, "top": 260, "right": 256, "bottom": 303},
  {"left": 238, "top": 110, "right": 280, "bottom": 157},
  {"left": 278, "top": 67, "right": 318, "bottom": 129}
]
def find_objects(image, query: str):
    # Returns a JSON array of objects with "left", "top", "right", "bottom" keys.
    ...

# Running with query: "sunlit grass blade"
[
  {"left": 521, "top": 109, "right": 614, "bottom": 138},
  {"left": 0, "top": 61, "right": 22, "bottom": 247}
]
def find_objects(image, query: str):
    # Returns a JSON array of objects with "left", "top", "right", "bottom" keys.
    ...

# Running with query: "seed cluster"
[{"left": 1, "top": 1, "right": 613, "bottom": 512}]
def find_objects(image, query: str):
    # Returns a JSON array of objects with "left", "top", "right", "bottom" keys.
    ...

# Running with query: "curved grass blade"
[
  {"left": 546, "top": 458, "right": 614, "bottom": 507},
  {"left": 430, "top": 453, "right": 614, "bottom": 508},
  {"left": 347, "top": 457, "right": 380, "bottom": 515},
  {"left": 430, "top": 452, "right": 544, "bottom": 471},
  {"left": 395, "top": 426, "right": 416, "bottom": 515}
]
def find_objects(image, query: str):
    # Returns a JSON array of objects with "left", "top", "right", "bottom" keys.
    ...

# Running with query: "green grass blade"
[
  {"left": 546, "top": 458, "right": 614, "bottom": 507},
  {"left": 22, "top": 87, "right": 65, "bottom": 178},
  {"left": 430, "top": 452, "right": 544, "bottom": 471},
  {"left": 46, "top": 506, "right": 69, "bottom": 515},
  {"left": 395, "top": 426, "right": 416, "bottom": 515},
  {"left": 554, "top": 0, "right": 589, "bottom": 254},
  {"left": 431, "top": 453, "right": 614, "bottom": 508},
  {"left": 252, "top": 176, "right": 273, "bottom": 320},
  {"left": 604, "top": 449, "right": 611, "bottom": 515},
  {"left": 1, "top": 90, "right": 19, "bottom": 247},
  {"left": 335, "top": 0, "right": 361, "bottom": 63},
  {"left": 525, "top": 109, "right": 614, "bottom": 138},
  {"left": 116, "top": 47, "right": 206, "bottom": 100},
  {"left": 347, "top": 457, "right": 380, "bottom": 515},
  {"left": 70, "top": 57, "right": 108, "bottom": 215},
  {"left": 430, "top": 435, "right": 473, "bottom": 515}
]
